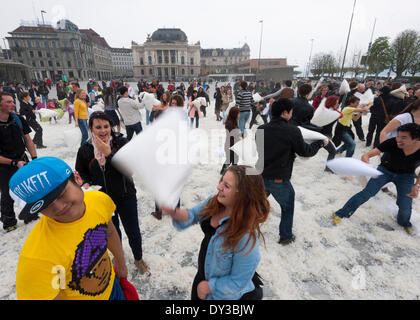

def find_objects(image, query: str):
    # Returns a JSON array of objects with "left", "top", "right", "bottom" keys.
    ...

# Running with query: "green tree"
[
  {"left": 390, "top": 30, "right": 420, "bottom": 77},
  {"left": 366, "top": 37, "right": 392, "bottom": 78}
]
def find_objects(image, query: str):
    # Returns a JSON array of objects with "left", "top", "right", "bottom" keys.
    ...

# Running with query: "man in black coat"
[
  {"left": 0, "top": 92, "right": 39, "bottom": 232},
  {"left": 19, "top": 92, "right": 46, "bottom": 149},
  {"left": 366, "top": 86, "right": 393, "bottom": 148},
  {"left": 256, "top": 98, "right": 327, "bottom": 245}
]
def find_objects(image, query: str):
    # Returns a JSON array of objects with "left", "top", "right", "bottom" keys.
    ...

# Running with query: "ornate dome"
[{"left": 151, "top": 28, "right": 188, "bottom": 43}]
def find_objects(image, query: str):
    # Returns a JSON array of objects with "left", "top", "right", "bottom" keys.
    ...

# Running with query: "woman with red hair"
[
  {"left": 321, "top": 95, "right": 343, "bottom": 138},
  {"left": 162, "top": 166, "right": 270, "bottom": 300}
]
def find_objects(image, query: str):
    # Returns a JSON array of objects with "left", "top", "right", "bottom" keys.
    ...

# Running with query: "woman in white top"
[{"left": 380, "top": 99, "right": 420, "bottom": 143}]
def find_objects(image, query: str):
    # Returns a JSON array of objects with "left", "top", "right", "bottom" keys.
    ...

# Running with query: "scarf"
[{"left": 92, "top": 136, "right": 112, "bottom": 167}]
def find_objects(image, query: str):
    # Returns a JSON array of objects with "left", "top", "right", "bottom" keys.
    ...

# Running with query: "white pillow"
[
  {"left": 142, "top": 92, "right": 161, "bottom": 111},
  {"left": 230, "top": 135, "right": 258, "bottom": 166},
  {"left": 326, "top": 158, "right": 383, "bottom": 177},
  {"left": 36, "top": 108, "right": 59, "bottom": 119},
  {"left": 253, "top": 93, "right": 263, "bottom": 103},
  {"left": 339, "top": 80, "right": 351, "bottom": 95},
  {"left": 112, "top": 108, "right": 194, "bottom": 209},
  {"left": 311, "top": 98, "right": 341, "bottom": 127},
  {"left": 298, "top": 127, "right": 328, "bottom": 142}
]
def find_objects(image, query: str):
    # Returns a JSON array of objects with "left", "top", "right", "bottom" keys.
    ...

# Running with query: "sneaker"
[
  {"left": 134, "top": 259, "right": 150, "bottom": 276},
  {"left": 278, "top": 235, "right": 296, "bottom": 246},
  {"left": 404, "top": 226, "right": 413, "bottom": 235},
  {"left": 151, "top": 211, "right": 162, "bottom": 220},
  {"left": 5, "top": 225, "right": 17, "bottom": 233},
  {"left": 332, "top": 212, "right": 341, "bottom": 225}
]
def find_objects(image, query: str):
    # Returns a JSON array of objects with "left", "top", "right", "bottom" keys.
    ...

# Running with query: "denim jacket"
[{"left": 173, "top": 196, "right": 261, "bottom": 300}]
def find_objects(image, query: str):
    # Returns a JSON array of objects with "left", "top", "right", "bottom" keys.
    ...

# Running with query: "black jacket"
[
  {"left": 370, "top": 94, "right": 393, "bottom": 122},
  {"left": 290, "top": 97, "right": 315, "bottom": 126},
  {"left": 19, "top": 101, "right": 36, "bottom": 122},
  {"left": 256, "top": 117, "right": 324, "bottom": 180},
  {"left": 75, "top": 134, "right": 137, "bottom": 202}
]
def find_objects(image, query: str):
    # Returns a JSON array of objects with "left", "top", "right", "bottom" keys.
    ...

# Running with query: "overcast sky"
[{"left": 1, "top": 0, "right": 419, "bottom": 72}]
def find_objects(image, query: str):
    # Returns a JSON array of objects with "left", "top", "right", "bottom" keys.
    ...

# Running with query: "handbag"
[{"left": 380, "top": 97, "right": 394, "bottom": 124}]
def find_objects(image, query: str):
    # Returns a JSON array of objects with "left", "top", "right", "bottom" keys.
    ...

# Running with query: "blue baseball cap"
[{"left": 9, "top": 157, "right": 73, "bottom": 215}]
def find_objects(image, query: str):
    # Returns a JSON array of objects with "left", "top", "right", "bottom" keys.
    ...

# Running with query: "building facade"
[
  {"left": 200, "top": 44, "right": 250, "bottom": 76},
  {"left": 6, "top": 20, "right": 97, "bottom": 81},
  {"left": 79, "top": 29, "right": 113, "bottom": 80},
  {"left": 111, "top": 48, "right": 134, "bottom": 78},
  {"left": 132, "top": 28, "right": 201, "bottom": 81}
]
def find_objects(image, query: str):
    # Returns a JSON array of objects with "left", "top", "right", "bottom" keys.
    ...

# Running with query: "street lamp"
[
  {"left": 306, "top": 39, "right": 314, "bottom": 79},
  {"left": 257, "top": 20, "right": 264, "bottom": 76},
  {"left": 340, "top": 0, "right": 357, "bottom": 79},
  {"left": 41, "top": 10, "right": 47, "bottom": 25}
]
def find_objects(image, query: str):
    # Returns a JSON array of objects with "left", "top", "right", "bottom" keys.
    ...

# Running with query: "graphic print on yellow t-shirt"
[{"left": 16, "top": 191, "right": 116, "bottom": 300}]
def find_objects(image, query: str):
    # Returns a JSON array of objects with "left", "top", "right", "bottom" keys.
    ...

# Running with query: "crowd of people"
[{"left": 0, "top": 74, "right": 419, "bottom": 301}]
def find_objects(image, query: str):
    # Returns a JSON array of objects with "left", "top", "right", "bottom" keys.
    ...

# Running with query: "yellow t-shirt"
[
  {"left": 16, "top": 191, "right": 116, "bottom": 300},
  {"left": 74, "top": 99, "right": 88, "bottom": 120},
  {"left": 338, "top": 107, "right": 356, "bottom": 127}
]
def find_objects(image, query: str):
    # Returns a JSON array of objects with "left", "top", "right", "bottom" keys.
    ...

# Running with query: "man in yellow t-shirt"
[{"left": 9, "top": 157, "right": 129, "bottom": 300}]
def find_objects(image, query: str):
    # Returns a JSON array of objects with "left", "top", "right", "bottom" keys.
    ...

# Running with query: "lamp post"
[
  {"left": 340, "top": 0, "right": 357, "bottom": 79},
  {"left": 363, "top": 17, "right": 377, "bottom": 81},
  {"left": 257, "top": 20, "right": 264, "bottom": 76},
  {"left": 306, "top": 39, "right": 314, "bottom": 79},
  {"left": 41, "top": 10, "right": 47, "bottom": 25}
]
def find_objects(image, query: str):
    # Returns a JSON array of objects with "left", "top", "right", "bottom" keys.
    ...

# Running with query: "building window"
[
  {"left": 158, "top": 56, "right": 162, "bottom": 64},
  {"left": 141, "top": 69, "right": 145, "bottom": 75},
  {"left": 69, "top": 71, "right": 74, "bottom": 78},
  {"left": 54, "top": 51, "right": 58, "bottom": 58},
  {"left": 36, "top": 41, "right": 40, "bottom": 48},
  {"left": 73, "top": 42, "right": 78, "bottom": 49},
  {"left": 52, "top": 42, "right": 57, "bottom": 48},
  {"left": 32, "top": 61, "right": 36, "bottom": 67},
  {"left": 40, "top": 61, "right": 44, "bottom": 67},
  {"left": 191, "top": 69, "right": 194, "bottom": 75},
  {"left": 46, "top": 51, "right": 51, "bottom": 58},
  {"left": 44, "top": 41, "right": 49, "bottom": 48},
  {"left": 190, "top": 58, "right": 194, "bottom": 65},
  {"left": 67, "top": 61, "right": 72, "bottom": 67},
  {"left": 27, "top": 40, "right": 32, "bottom": 47},
  {"left": 148, "top": 56, "right": 152, "bottom": 65},
  {"left": 48, "top": 61, "right": 53, "bottom": 67},
  {"left": 38, "top": 51, "right": 42, "bottom": 58},
  {"left": 140, "top": 57, "right": 144, "bottom": 65},
  {"left": 165, "top": 56, "right": 169, "bottom": 64},
  {"left": 57, "top": 61, "right": 61, "bottom": 67},
  {"left": 182, "top": 69, "right": 185, "bottom": 75},
  {"left": 149, "top": 68, "right": 153, "bottom": 75},
  {"left": 181, "top": 56, "right": 185, "bottom": 65}
]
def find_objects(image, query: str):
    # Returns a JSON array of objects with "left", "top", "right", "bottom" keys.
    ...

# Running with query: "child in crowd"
[{"left": 47, "top": 99, "right": 58, "bottom": 123}]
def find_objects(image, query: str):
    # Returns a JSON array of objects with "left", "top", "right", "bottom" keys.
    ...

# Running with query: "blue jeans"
[
  {"left": 42, "top": 95, "right": 48, "bottom": 107},
  {"left": 264, "top": 179, "right": 295, "bottom": 239},
  {"left": 337, "top": 131, "right": 355, "bottom": 157},
  {"left": 336, "top": 166, "right": 415, "bottom": 227},
  {"left": 222, "top": 110, "right": 227, "bottom": 124},
  {"left": 112, "top": 196, "right": 143, "bottom": 261},
  {"left": 78, "top": 119, "right": 88, "bottom": 146},
  {"left": 146, "top": 109, "right": 150, "bottom": 125},
  {"left": 126, "top": 122, "right": 143, "bottom": 141},
  {"left": 239, "top": 111, "right": 250, "bottom": 135},
  {"left": 190, "top": 110, "right": 199, "bottom": 128}
]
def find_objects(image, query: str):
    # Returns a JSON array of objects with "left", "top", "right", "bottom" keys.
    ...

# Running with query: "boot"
[{"left": 151, "top": 210, "right": 162, "bottom": 220}]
